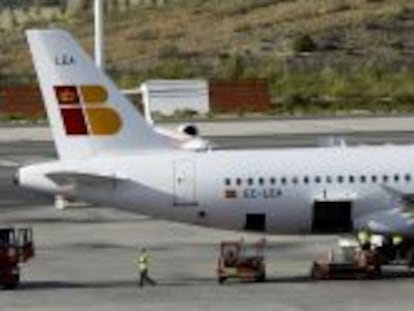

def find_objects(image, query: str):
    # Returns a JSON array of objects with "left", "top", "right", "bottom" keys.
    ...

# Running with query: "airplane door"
[{"left": 173, "top": 160, "right": 197, "bottom": 206}]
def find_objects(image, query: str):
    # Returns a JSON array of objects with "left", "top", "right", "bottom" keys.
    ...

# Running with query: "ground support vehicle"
[
  {"left": 217, "top": 239, "right": 266, "bottom": 284},
  {"left": 0, "top": 228, "right": 34, "bottom": 289},
  {"left": 375, "top": 237, "right": 414, "bottom": 269},
  {"left": 311, "top": 239, "right": 381, "bottom": 280}
]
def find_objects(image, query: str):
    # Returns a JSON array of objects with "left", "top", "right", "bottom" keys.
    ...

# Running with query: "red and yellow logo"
[{"left": 54, "top": 85, "right": 122, "bottom": 136}]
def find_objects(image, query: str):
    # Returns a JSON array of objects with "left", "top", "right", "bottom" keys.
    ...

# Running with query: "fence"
[{"left": 0, "top": 85, "right": 44, "bottom": 118}]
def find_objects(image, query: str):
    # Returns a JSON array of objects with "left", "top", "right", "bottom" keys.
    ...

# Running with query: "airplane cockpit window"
[{"left": 225, "top": 178, "right": 231, "bottom": 186}]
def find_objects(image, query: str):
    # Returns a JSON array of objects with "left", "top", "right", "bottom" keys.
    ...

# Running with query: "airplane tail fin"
[{"left": 26, "top": 29, "right": 173, "bottom": 160}]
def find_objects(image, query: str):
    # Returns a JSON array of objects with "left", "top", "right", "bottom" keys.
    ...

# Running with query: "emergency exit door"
[{"left": 173, "top": 160, "right": 197, "bottom": 206}]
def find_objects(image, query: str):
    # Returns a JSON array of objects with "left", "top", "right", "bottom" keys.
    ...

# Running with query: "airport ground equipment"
[
  {"left": 374, "top": 236, "right": 414, "bottom": 269},
  {"left": 311, "top": 239, "right": 381, "bottom": 280},
  {"left": 0, "top": 228, "right": 34, "bottom": 289},
  {"left": 217, "top": 239, "right": 266, "bottom": 283}
]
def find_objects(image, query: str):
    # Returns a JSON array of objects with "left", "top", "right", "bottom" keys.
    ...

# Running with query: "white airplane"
[{"left": 16, "top": 30, "right": 414, "bottom": 245}]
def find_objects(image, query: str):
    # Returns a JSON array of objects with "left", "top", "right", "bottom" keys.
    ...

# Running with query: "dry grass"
[{"left": 2, "top": 0, "right": 414, "bottom": 114}]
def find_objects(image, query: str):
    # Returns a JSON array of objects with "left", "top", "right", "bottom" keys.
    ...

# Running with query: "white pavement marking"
[
  {"left": 0, "top": 159, "right": 20, "bottom": 167},
  {"left": 0, "top": 127, "right": 52, "bottom": 141}
]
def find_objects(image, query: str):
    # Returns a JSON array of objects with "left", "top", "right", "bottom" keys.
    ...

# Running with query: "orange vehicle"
[
  {"left": 217, "top": 239, "right": 266, "bottom": 284},
  {"left": 0, "top": 228, "right": 34, "bottom": 289}
]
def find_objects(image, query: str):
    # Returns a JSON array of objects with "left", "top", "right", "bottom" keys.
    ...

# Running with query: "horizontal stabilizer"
[{"left": 46, "top": 172, "right": 123, "bottom": 188}]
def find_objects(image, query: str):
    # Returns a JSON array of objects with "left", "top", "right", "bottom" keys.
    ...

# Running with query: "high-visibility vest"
[
  {"left": 139, "top": 253, "right": 149, "bottom": 271},
  {"left": 392, "top": 235, "right": 403, "bottom": 246},
  {"left": 358, "top": 231, "right": 370, "bottom": 245}
]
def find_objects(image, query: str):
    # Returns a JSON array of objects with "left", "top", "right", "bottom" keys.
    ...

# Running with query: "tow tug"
[
  {"left": 0, "top": 228, "right": 34, "bottom": 289},
  {"left": 217, "top": 239, "right": 266, "bottom": 284}
]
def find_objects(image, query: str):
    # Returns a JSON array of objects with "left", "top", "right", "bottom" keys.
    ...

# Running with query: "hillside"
[{"left": 2, "top": 0, "right": 414, "bottom": 115}]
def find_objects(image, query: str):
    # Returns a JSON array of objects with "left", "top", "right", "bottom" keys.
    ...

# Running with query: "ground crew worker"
[
  {"left": 392, "top": 234, "right": 404, "bottom": 262},
  {"left": 357, "top": 230, "right": 371, "bottom": 251},
  {"left": 138, "top": 248, "right": 156, "bottom": 288},
  {"left": 370, "top": 234, "right": 384, "bottom": 250}
]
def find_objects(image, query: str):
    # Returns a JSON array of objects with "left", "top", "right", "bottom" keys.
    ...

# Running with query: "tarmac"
[
  {"left": 3, "top": 115, "right": 414, "bottom": 141},
  {"left": 1, "top": 117, "right": 414, "bottom": 310}
]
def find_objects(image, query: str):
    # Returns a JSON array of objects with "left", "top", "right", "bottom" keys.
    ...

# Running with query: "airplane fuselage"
[{"left": 19, "top": 144, "right": 414, "bottom": 237}]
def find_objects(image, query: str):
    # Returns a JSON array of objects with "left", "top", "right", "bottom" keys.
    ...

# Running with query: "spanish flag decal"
[
  {"left": 224, "top": 189, "right": 238, "bottom": 199},
  {"left": 54, "top": 85, "right": 122, "bottom": 136}
]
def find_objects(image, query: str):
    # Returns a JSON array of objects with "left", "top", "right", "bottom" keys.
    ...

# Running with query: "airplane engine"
[{"left": 177, "top": 123, "right": 199, "bottom": 137}]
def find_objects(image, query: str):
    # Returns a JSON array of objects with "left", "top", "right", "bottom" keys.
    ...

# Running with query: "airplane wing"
[
  {"left": 382, "top": 185, "right": 414, "bottom": 224},
  {"left": 382, "top": 185, "right": 414, "bottom": 203}
]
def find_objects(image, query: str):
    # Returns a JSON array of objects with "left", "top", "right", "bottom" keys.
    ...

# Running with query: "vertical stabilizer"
[{"left": 27, "top": 30, "right": 172, "bottom": 160}]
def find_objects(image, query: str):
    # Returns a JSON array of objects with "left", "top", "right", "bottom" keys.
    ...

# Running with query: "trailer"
[
  {"left": 311, "top": 239, "right": 381, "bottom": 280},
  {"left": 0, "top": 228, "right": 34, "bottom": 289},
  {"left": 216, "top": 239, "right": 266, "bottom": 284}
]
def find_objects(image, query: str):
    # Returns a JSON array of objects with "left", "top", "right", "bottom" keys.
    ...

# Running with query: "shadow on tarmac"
[
  {"left": 17, "top": 270, "right": 414, "bottom": 291},
  {"left": 266, "top": 270, "right": 414, "bottom": 283},
  {"left": 18, "top": 277, "right": 215, "bottom": 290}
]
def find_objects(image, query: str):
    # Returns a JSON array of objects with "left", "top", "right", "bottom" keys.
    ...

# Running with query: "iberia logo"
[{"left": 54, "top": 85, "right": 122, "bottom": 136}]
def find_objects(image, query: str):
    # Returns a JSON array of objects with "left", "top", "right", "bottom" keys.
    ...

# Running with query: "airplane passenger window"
[
  {"left": 270, "top": 177, "right": 276, "bottom": 185},
  {"left": 247, "top": 178, "right": 253, "bottom": 186},
  {"left": 315, "top": 176, "right": 321, "bottom": 183},
  {"left": 372, "top": 175, "right": 377, "bottom": 183},
  {"left": 225, "top": 178, "right": 231, "bottom": 186},
  {"left": 405, "top": 174, "right": 411, "bottom": 182},
  {"left": 236, "top": 178, "right": 242, "bottom": 186},
  {"left": 281, "top": 177, "right": 287, "bottom": 185},
  {"left": 394, "top": 174, "right": 400, "bottom": 182},
  {"left": 349, "top": 176, "right": 355, "bottom": 183},
  {"left": 303, "top": 176, "right": 309, "bottom": 184},
  {"left": 337, "top": 176, "right": 344, "bottom": 183},
  {"left": 326, "top": 176, "right": 332, "bottom": 183},
  {"left": 360, "top": 176, "right": 366, "bottom": 183},
  {"left": 383, "top": 175, "right": 388, "bottom": 183},
  {"left": 292, "top": 176, "right": 298, "bottom": 184},
  {"left": 258, "top": 178, "right": 264, "bottom": 186}
]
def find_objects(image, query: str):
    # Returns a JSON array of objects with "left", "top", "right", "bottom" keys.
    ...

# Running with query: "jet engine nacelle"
[{"left": 177, "top": 123, "right": 199, "bottom": 137}]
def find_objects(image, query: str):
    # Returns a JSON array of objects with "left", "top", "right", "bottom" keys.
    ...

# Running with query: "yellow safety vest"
[
  {"left": 139, "top": 253, "right": 149, "bottom": 271},
  {"left": 358, "top": 231, "right": 370, "bottom": 245},
  {"left": 392, "top": 235, "right": 403, "bottom": 246}
]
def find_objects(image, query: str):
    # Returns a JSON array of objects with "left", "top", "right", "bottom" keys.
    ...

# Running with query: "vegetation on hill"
[{"left": 2, "top": 0, "right": 414, "bottom": 115}]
